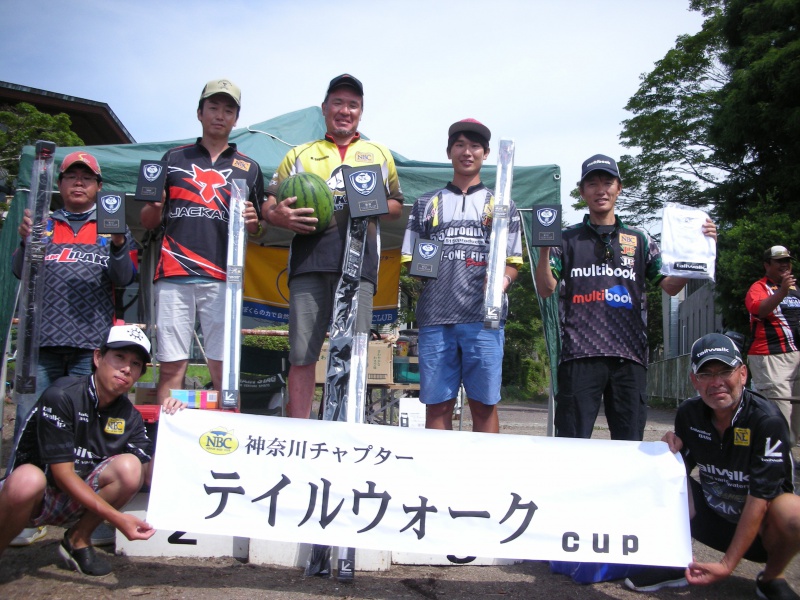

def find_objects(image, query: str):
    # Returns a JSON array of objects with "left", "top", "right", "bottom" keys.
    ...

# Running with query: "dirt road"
[{"left": 1, "top": 398, "right": 798, "bottom": 599}]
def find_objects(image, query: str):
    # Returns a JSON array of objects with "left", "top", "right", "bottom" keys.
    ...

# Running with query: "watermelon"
[{"left": 277, "top": 172, "right": 334, "bottom": 234}]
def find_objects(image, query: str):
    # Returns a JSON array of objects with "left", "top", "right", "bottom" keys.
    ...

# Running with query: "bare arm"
[
  {"left": 263, "top": 193, "right": 317, "bottom": 234},
  {"left": 686, "top": 494, "right": 768, "bottom": 585},
  {"left": 381, "top": 198, "right": 403, "bottom": 221},
  {"left": 504, "top": 264, "right": 519, "bottom": 293},
  {"left": 534, "top": 247, "right": 557, "bottom": 298},
  {"left": 49, "top": 462, "right": 155, "bottom": 541},
  {"left": 140, "top": 201, "right": 164, "bottom": 231},
  {"left": 755, "top": 274, "right": 796, "bottom": 319}
]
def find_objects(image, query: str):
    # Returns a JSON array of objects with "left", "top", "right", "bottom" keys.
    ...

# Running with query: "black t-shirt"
[
  {"left": 7, "top": 375, "right": 152, "bottom": 486},
  {"left": 675, "top": 388, "right": 794, "bottom": 523}
]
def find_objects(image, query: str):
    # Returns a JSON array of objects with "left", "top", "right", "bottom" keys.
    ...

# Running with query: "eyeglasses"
[
  {"left": 62, "top": 173, "right": 98, "bottom": 184},
  {"left": 694, "top": 367, "right": 739, "bottom": 382}
]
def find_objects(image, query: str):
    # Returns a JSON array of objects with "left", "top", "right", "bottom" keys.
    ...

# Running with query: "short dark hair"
[
  {"left": 323, "top": 86, "right": 364, "bottom": 107},
  {"left": 577, "top": 172, "right": 621, "bottom": 192},
  {"left": 197, "top": 96, "right": 241, "bottom": 118},
  {"left": 447, "top": 130, "right": 489, "bottom": 153}
]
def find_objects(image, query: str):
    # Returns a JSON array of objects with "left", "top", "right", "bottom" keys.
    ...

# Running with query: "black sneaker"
[
  {"left": 58, "top": 532, "right": 112, "bottom": 577},
  {"left": 624, "top": 566, "right": 687, "bottom": 592},
  {"left": 756, "top": 572, "right": 800, "bottom": 600}
]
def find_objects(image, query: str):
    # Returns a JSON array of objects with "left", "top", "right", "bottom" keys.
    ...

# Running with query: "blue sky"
[{"left": 1, "top": 0, "right": 703, "bottom": 226}]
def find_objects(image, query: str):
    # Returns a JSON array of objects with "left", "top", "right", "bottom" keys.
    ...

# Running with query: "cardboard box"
[
  {"left": 315, "top": 340, "right": 393, "bottom": 385},
  {"left": 133, "top": 382, "right": 157, "bottom": 405}
]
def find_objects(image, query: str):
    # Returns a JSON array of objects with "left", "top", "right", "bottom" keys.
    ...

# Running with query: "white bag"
[{"left": 659, "top": 202, "right": 716, "bottom": 280}]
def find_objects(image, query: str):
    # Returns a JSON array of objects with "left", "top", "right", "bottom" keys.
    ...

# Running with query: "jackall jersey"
[
  {"left": 155, "top": 141, "right": 264, "bottom": 282},
  {"left": 269, "top": 136, "right": 403, "bottom": 286},
  {"left": 5, "top": 375, "right": 152, "bottom": 486},
  {"left": 745, "top": 276, "right": 800, "bottom": 355},
  {"left": 401, "top": 183, "right": 523, "bottom": 326},
  {"left": 11, "top": 210, "right": 136, "bottom": 349},
  {"left": 551, "top": 216, "right": 664, "bottom": 366},
  {"left": 675, "top": 389, "right": 794, "bottom": 523}
]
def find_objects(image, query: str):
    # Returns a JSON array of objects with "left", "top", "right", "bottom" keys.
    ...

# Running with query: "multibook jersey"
[
  {"left": 401, "top": 182, "right": 523, "bottom": 326},
  {"left": 550, "top": 216, "right": 664, "bottom": 366}
]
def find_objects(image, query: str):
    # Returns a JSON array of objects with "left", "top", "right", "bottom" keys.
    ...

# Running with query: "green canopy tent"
[{"left": 0, "top": 106, "right": 561, "bottom": 426}]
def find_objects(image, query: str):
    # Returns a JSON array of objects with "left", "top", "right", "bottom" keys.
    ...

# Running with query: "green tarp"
[{"left": 0, "top": 106, "right": 561, "bottom": 400}]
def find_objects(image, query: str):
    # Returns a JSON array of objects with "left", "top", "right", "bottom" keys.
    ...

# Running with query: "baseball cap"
[
  {"left": 59, "top": 151, "right": 102, "bottom": 180},
  {"left": 105, "top": 325, "right": 151, "bottom": 363},
  {"left": 690, "top": 333, "right": 742, "bottom": 373},
  {"left": 764, "top": 245, "right": 792, "bottom": 261},
  {"left": 580, "top": 154, "right": 620, "bottom": 182},
  {"left": 448, "top": 118, "right": 491, "bottom": 143},
  {"left": 200, "top": 78, "right": 241, "bottom": 106},
  {"left": 327, "top": 73, "right": 363, "bottom": 96}
]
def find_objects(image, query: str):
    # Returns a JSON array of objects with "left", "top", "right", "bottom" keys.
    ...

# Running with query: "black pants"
[{"left": 554, "top": 357, "right": 647, "bottom": 441}]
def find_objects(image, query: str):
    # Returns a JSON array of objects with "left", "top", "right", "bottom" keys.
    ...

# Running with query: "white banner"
[{"left": 148, "top": 410, "right": 691, "bottom": 566}]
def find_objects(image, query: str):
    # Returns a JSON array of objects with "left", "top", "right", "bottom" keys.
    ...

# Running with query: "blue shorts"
[{"left": 418, "top": 322, "right": 504, "bottom": 406}]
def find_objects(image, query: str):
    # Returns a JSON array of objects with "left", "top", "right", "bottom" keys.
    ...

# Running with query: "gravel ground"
[{"left": 1, "top": 396, "right": 798, "bottom": 599}]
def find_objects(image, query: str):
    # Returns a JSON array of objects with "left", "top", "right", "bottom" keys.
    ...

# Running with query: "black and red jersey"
[
  {"left": 675, "top": 389, "right": 794, "bottom": 523},
  {"left": 11, "top": 210, "right": 136, "bottom": 350},
  {"left": 745, "top": 276, "right": 800, "bottom": 355},
  {"left": 5, "top": 375, "right": 152, "bottom": 486},
  {"left": 155, "top": 140, "right": 264, "bottom": 282}
]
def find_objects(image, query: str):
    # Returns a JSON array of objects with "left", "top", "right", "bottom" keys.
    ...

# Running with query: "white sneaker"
[{"left": 10, "top": 526, "right": 47, "bottom": 547}]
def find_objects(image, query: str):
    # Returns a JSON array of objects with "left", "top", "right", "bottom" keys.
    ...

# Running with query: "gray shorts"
[{"left": 289, "top": 273, "right": 374, "bottom": 366}]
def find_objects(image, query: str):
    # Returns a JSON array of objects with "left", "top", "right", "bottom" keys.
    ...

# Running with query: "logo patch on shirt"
[
  {"left": 232, "top": 158, "right": 251, "bottom": 172},
  {"left": 619, "top": 233, "right": 637, "bottom": 247},
  {"left": 733, "top": 428, "right": 750, "bottom": 446},
  {"left": 105, "top": 418, "right": 126, "bottom": 435},
  {"left": 621, "top": 245, "right": 636, "bottom": 257},
  {"left": 355, "top": 151, "right": 374, "bottom": 163}
]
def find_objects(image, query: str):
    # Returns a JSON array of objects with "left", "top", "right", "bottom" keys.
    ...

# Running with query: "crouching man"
[
  {"left": 0, "top": 325, "right": 159, "bottom": 576},
  {"left": 626, "top": 333, "right": 800, "bottom": 600}
]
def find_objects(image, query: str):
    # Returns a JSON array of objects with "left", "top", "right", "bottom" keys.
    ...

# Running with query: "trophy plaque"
[
  {"left": 134, "top": 159, "right": 167, "bottom": 202},
  {"left": 409, "top": 237, "right": 442, "bottom": 279},
  {"left": 342, "top": 164, "right": 389, "bottom": 218},
  {"left": 97, "top": 192, "right": 126, "bottom": 234},
  {"left": 531, "top": 204, "right": 562, "bottom": 246}
]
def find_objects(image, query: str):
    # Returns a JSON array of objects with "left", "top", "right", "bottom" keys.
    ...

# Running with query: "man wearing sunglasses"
[
  {"left": 625, "top": 333, "right": 800, "bottom": 599},
  {"left": 535, "top": 154, "right": 716, "bottom": 441},
  {"left": 746, "top": 245, "right": 800, "bottom": 446}
]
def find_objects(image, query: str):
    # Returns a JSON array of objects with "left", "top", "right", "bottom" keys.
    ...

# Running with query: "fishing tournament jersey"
[
  {"left": 269, "top": 134, "right": 403, "bottom": 286},
  {"left": 5, "top": 375, "right": 152, "bottom": 486},
  {"left": 550, "top": 216, "right": 664, "bottom": 366},
  {"left": 400, "top": 182, "right": 523, "bottom": 326},
  {"left": 745, "top": 276, "right": 800, "bottom": 355},
  {"left": 675, "top": 389, "right": 794, "bottom": 523},
  {"left": 11, "top": 209, "right": 135, "bottom": 350},
  {"left": 155, "top": 140, "right": 264, "bottom": 282}
]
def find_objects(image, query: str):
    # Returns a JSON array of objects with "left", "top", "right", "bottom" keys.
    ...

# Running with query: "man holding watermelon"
[
  {"left": 140, "top": 79, "right": 265, "bottom": 406},
  {"left": 401, "top": 119, "right": 522, "bottom": 433},
  {"left": 263, "top": 74, "right": 404, "bottom": 419}
]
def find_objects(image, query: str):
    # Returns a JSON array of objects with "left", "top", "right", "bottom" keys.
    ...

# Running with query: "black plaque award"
[
  {"left": 409, "top": 237, "right": 442, "bottom": 279},
  {"left": 342, "top": 164, "right": 389, "bottom": 218},
  {"left": 134, "top": 159, "right": 167, "bottom": 202},
  {"left": 531, "top": 204, "right": 562, "bottom": 246},
  {"left": 97, "top": 192, "right": 126, "bottom": 234}
]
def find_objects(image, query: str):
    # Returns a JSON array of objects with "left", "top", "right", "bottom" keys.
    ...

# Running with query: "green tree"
[
  {"left": 618, "top": 0, "right": 800, "bottom": 335},
  {"left": 0, "top": 101, "right": 83, "bottom": 188},
  {"left": 618, "top": 0, "right": 731, "bottom": 226}
]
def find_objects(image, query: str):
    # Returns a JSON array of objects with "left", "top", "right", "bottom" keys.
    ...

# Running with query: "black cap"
[
  {"left": 327, "top": 74, "right": 363, "bottom": 96},
  {"left": 580, "top": 154, "right": 620, "bottom": 182},
  {"left": 690, "top": 333, "right": 742, "bottom": 373}
]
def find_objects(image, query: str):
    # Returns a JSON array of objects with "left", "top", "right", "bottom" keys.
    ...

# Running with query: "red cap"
[
  {"left": 59, "top": 151, "right": 102, "bottom": 180},
  {"left": 448, "top": 118, "right": 491, "bottom": 142}
]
